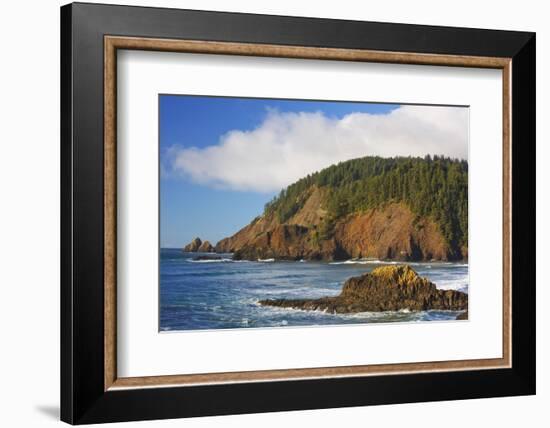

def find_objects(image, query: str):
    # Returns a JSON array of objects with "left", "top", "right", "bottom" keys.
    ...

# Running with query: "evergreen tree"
[{"left": 264, "top": 156, "right": 468, "bottom": 250}]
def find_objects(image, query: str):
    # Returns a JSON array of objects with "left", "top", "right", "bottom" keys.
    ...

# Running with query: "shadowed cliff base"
[
  {"left": 259, "top": 265, "right": 468, "bottom": 314},
  {"left": 225, "top": 202, "right": 456, "bottom": 262},
  {"left": 456, "top": 310, "right": 469, "bottom": 320}
]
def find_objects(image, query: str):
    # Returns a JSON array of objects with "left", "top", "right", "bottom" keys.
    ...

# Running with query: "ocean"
[{"left": 160, "top": 248, "right": 469, "bottom": 332}]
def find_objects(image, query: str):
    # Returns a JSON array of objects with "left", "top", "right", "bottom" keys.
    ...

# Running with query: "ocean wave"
[
  {"left": 257, "top": 300, "right": 462, "bottom": 321},
  {"left": 329, "top": 259, "right": 369, "bottom": 265},
  {"left": 186, "top": 258, "right": 234, "bottom": 263},
  {"left": 329, "top": 259, "right": 399, "bottom": 265},
  {"left": 258, "top": 258, "right": 275, "bottom": 262},
  {"left": 252, "top": 287, "right": 340, "bottom": 297},
  {"left": 436, "top": 279, "right": 469, "bottom": 293},
  {"left": 259, "top": 304, "right": 423, "bottom": 321},
  {"left": 185, "top": 258, "right": 254, "bottom": 264},
  {"left": 329, "top": 259, "right": 468, "bottom": 268}
]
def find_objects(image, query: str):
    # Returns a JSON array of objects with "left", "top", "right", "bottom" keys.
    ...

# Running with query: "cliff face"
[
  {"left": 215, "top": 156, "right": 468, "bottom": 261},
  {"left": 334, "top": 203, "right": 449, "bottom": 261},
  {"left": 216, "top": 188, "right": 455, "bottom": 261},
  {"left": 260, "top": 265, "right": 468, "bottom": 312}
]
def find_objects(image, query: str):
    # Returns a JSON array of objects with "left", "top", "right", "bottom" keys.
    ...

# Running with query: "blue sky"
[{"left": 160, "top": 95, "right": 467, "bottom": 248}]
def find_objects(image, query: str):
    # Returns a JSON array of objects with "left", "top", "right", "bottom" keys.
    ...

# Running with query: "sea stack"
[
  {"left": 198, "top": 240, "right": 215, "bottom": 253},
  {"left": 260, "top": 265, "right": 468, "bottom": 313},
  {"left": 183, "top": 237, "right": 202, "bottom": 252}
]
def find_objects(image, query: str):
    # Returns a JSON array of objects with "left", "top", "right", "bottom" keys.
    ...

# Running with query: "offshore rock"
[
  {"left": 193, "top": 255, "right": 222, "bottom": 261},
  {"left": 259, "top": 265, "right": 468, "bottom": 313},
  {"left": 198, "top": 240, "right": 215, "bottom": 253},
  {"left": 183, "top": 237, "right": 202, "bottom": 252}
]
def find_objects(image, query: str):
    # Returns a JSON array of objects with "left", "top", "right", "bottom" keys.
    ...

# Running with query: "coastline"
[{"left": 160, "top": 249, "right": 469, "bottom": 332}]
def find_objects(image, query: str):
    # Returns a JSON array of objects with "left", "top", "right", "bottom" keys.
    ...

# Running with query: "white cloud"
[{"left": 167, "top": 105, "right": 468, "bottom": 193}]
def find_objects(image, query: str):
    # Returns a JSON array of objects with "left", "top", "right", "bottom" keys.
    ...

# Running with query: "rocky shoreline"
[
  {"left": 180, "top": 238, "right": 468, "bottom": 320},
  {"left": 215, "top": 203, "right": 463, "bottom": 262},
  {"left": 259, "top": 265, "right": 468, "bottom": 316},
  {"left": 184, "top": 202, "right": 467, "bottom": 263}
]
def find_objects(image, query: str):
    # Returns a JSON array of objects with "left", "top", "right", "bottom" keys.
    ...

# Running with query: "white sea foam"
[
  {"left": 329, "top": 259, "right": 399, "bottom": 265},
  {"left": 187, "top": 258, "right": 233, "bottom": 263},
  {"left": 258, "top": 258, "right": 275, "bottom": 262},
  {"left": 328, "top": 259, "right": 468, "bottom": 268},
  {"left": 328, "top": 259, "right": 369, "bottom": 265},
  {"left": 436, "top": 278, "right": 469, "bottom": 293},
  {"left": 260, "top": 304, "right": 429, "bottom": 322}
]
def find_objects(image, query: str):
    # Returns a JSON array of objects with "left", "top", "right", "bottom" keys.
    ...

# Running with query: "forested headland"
[{"left": 207, "top": 155, "right": 468, "bottom": 261}]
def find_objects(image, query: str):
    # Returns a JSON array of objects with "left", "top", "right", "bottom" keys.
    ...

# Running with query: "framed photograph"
[{"left": 61, "top": 2, "right": 535, "bottom": 424}]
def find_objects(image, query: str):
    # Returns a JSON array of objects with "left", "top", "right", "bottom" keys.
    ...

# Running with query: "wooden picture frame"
[{"left": 61, "top": 2, "right": 535, "bottom": 424}]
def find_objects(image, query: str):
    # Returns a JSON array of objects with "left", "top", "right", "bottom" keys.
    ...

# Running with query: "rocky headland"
[
  {"left": 214, "top": 156, "right": 468, "bottom": 262},
  {"left": 218, "top": 200, "right": 452, "bottom": 262},
  {"left": 259, "top": 265, "right": 468, "bottom": 313}
]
